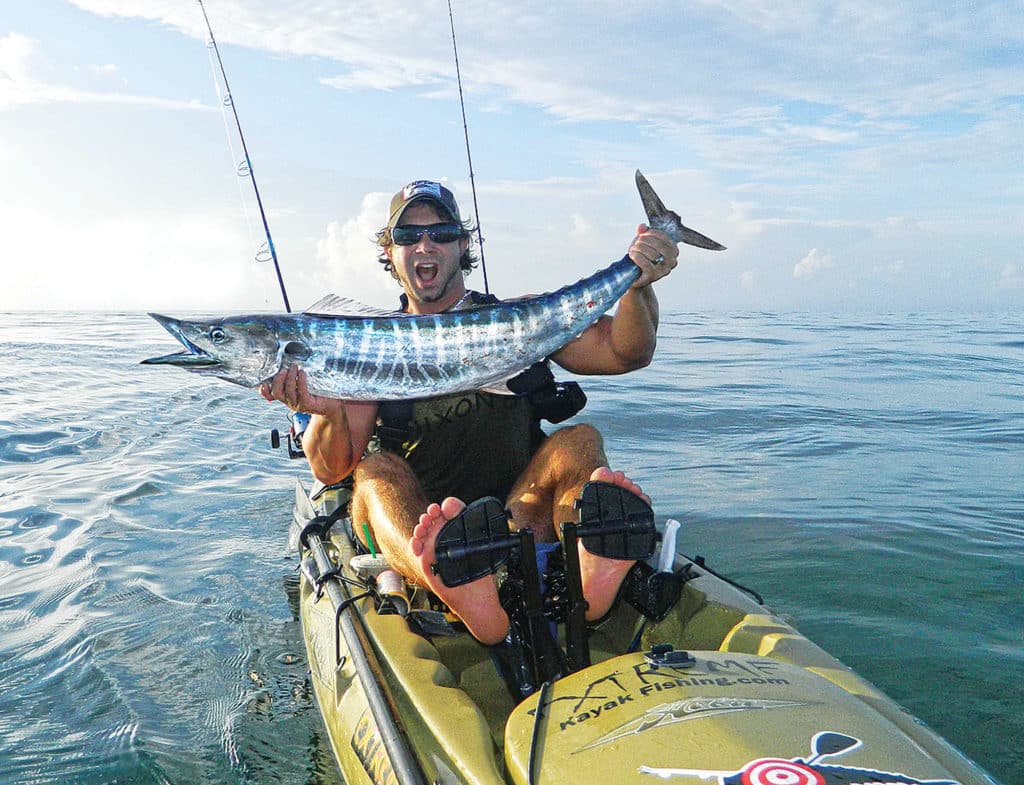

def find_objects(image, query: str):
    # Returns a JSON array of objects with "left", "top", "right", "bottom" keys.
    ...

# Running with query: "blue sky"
[{"left": 2, "top": 1, "right": 1022, "bottom": 313}]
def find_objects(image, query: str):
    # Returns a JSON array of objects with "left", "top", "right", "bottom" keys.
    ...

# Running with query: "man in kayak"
[{"left": 260, "top": 180, "right": 677, "bottom": 645}]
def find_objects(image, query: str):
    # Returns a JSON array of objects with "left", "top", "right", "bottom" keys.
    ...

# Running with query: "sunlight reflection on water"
[{"left": 0, "top": 311, "right": 1020, "bottom": 784}]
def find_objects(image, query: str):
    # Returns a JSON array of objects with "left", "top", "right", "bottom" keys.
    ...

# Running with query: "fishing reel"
[{"left": 271, "top": 411, "right": 310, "bottom": 459}]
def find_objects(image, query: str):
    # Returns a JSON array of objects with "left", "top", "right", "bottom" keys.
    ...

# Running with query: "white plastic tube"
[{"left": 658, "top": 518, "right": 681, "bottom": 573}]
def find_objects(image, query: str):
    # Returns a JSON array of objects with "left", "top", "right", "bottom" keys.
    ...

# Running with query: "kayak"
[{"left": 288, "top": 477, "right": 1000, "bottom": 785}]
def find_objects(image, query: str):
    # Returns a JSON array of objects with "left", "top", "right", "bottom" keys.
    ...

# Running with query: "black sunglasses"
[{"left": 391, "top": 222, "right": 463, "bottom": 246}]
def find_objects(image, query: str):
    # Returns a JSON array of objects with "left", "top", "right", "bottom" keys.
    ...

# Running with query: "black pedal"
[
  {"left": 432, "top": 497, "right": 514, "bottom": 587},
  {"left": 573, "top": 481, "right": 657, "bottom": 561},
  {"left": 620, "top": 560, "right": 684, "bottom": 622}
]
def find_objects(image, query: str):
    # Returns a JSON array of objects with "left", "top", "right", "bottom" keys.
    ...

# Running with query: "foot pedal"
[
  {"left": 573, "top": 481, "right": 657, "bottom": 560},
  {"left": 432, "top": 497, "right": 514, "bottom": 587},
  {"left": 620, "top": 561, "right": 684, "bottom": 622}
]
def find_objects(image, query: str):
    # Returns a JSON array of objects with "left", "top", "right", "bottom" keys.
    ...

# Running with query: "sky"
[{"left": 2, "top": 1, "right": 1022, "bottom": 314}]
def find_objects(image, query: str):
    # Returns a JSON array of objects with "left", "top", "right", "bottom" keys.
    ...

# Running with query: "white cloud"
[
  {"left": 568, "top": 212, "right": 593, "bottom": 244},
  {"left": 87, "top": 63, "right": 123, "bottom": 84},
  {"left": 0, "top": 202, "right": 274, "bottom": 311},
  {"left": 0, "top": 31, "right": 208, "bottom": 110},
  {"left": 998, "top": 264, "right": 1024, "bottom": 290},
  {"left": 0, "top": 33, "right": 42, "bottom": 106},
  {"left": 314, "top": 192, "right": 399, "bottom": 309},
  {"left": 739, "top": 270, "right": 755, "bottom": 289},
  {"left": 0, "top": 33, "right": 37, "bottom": 83},
  {"left": 793, "top": 248, "right": 833, "bottom": 279}
]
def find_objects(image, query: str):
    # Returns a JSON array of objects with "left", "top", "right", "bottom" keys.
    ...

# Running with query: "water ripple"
[{"left": 1, "top": 310, "right": 1021, "bottom": 784}]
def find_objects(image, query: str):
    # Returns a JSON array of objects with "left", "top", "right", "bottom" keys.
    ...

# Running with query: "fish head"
[{"left": 142, "top": 313, "right": 283, "bottom": 387}]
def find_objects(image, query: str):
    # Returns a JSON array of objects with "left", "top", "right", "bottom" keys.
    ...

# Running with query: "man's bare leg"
[
  {"left": 505, "top": 424, "right": 651, "bottom": 620},
  {"left": 505, "top": 424, "right": 608, "bottom": 543},
  {"left": 410, "top": 498, "right": 510, "bottom": 645},
  {"left": 353, "top": 453, "right": 510, "bottom": 644},
  {"left": 351, "top": 452, "right": 430, "bottom": 581}
]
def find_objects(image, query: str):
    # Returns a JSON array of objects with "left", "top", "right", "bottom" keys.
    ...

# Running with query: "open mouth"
[
  {"left": 141, "top": 314, "right": 219, "bottom": 369},
  {"left": 415, "top": 262, "right": 439, "bottom": 284}
]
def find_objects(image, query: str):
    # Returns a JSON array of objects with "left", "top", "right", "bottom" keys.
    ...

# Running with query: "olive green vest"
[{"left": 392, "top": 390, "right": 542, "bottom": 504}]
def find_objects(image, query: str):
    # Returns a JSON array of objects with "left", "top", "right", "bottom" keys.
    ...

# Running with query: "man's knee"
[
  {"left": 550, "top": 423, "right": 603, "bottom": 453},
  {"left": 353, "top": 451, "right": 416, "bottom": 485}
]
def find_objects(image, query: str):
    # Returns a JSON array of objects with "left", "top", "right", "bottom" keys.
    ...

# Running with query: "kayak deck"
[{"left": 294, "top": 480, "right": 999, "bottom": 785}]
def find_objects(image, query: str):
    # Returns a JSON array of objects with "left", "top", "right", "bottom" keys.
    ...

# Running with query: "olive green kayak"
[{"left": 289, "top": 479, "right": 999, "bottom": 785}]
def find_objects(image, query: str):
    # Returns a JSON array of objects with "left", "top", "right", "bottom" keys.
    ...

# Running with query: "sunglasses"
[{"left": 391, "top": 222, "right": 463, "bottom": 246}]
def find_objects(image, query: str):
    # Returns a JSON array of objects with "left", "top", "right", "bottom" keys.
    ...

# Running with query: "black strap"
[
  {"left": 507, "top": 363, "right": 587, "bottom": 424},
  {"left": 376, "top": 399, "right": 416, "bottom": 454},
  {"left": 297, "top": 506, "right": 347, "bottom": 549}
]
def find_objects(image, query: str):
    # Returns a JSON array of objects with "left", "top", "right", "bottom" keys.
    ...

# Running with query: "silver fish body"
[
  {"left": 144, "top": 259, "right": 641, "bottom": 400},
  {"left": 143, "top": 171, "right": 725, "bottom": 399}
]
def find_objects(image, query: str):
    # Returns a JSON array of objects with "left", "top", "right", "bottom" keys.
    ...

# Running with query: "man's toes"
[{"left": 439, "top": 497, "right": 466, "bottom": 519}]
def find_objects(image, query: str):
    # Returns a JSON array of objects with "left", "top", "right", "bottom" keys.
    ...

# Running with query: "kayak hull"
[{"left": 293, "top": 480, "right": 999, "bottom": 785}]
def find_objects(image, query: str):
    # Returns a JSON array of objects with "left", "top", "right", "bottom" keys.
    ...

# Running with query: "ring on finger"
[{"left": 653, "top": 254, "right": 665, "bottom": 264}]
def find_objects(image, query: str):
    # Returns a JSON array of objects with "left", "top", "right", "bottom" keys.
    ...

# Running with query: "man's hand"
[
  {"left": 627, "top": 224, "right": 678, "bottom": 289},
  {"left": 259, "top": 365, "right": 345, "bottom": 419}
]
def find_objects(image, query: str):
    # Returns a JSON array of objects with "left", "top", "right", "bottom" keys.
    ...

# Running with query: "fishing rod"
[
  {"left": 446, "top": 0, "right": 490, "bottom": 295},
  {"left": 198, "top": 0, "right": 292, "bottom": 313}
]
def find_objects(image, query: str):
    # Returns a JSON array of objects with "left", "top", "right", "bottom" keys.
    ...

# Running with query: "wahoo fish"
[{"left": 142, "top": 171, "right": 724, "bottom": 400}]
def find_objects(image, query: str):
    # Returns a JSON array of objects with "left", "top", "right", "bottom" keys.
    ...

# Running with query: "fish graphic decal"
[
  {"left": 639, "top": 731, "right": 961, "bottom": 785},
  {"left": 576, "top": 697, "right": 808, "bottom": 753}
]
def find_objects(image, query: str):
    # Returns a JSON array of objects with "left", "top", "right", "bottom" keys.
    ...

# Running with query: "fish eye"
[{"left": 209, "top": 327, "right": 228, "bottom": 344}]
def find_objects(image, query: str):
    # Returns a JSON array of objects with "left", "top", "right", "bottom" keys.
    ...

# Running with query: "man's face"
[{"left": 386, "top": 202, "right": 468, "bottom": 313}]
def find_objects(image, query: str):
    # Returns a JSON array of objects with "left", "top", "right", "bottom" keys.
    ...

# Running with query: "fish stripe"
[{"left": 148, "top": 257, "right": 641, "bottom": 400}]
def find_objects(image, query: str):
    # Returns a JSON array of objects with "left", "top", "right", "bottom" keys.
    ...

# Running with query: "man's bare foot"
[
  {"left": 578, "top": 467, "right": 651, "bottom": 621},
  {"left": 410, "top": 497, "right": 510, "bottom": 645}
]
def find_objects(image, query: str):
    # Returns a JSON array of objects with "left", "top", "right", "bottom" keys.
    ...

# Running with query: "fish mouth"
[{"left": 141, "top": 313, "right": 220, "bottom": 369}]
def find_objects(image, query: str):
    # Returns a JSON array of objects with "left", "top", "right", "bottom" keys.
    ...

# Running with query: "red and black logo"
[{"left": 640, "top": 731, "right": 960, "bottom": 785}]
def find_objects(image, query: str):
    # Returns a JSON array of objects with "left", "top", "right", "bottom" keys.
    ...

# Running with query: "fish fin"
[
  {"left": 674, "top": 223, "right": 727, "bottom": 251},
  {"left": 304, "top": 294, "right": 402, "bottom": 317},
  {"left": 480, "top": 382, "right": 516, "bottom": 396},
  {"left": 636, "top": 169, "right": 669, "bottom": 219},
  {"left": 635, "top": 169, "right": 726, "bottom": 251}
]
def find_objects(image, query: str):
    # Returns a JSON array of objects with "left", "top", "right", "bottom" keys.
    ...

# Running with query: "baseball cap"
[{"left": 386, "top": 180, "right": 462, "bottom": 229}]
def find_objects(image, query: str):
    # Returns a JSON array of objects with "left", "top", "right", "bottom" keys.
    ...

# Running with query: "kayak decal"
[
  {"left": 638, "top": 731, "right": 961, "bottom": 784},
  {"left": 574, "top": 697, "right": 808, "bottom": 752},
  {"left": 537, "top": 659, "right": 795, "bottom": 734},
  {"left": 352, "top": 710, "right": 399, "bottom": 785}
]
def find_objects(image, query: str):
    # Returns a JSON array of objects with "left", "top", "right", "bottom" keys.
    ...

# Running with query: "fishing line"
[
  {"left": 204, "top": 37, "right": 262, "bottom": 268},
  {"left": 446, "top": 0, "right": 490, "bottom": 295},
  {"left": 197, "top": 0, "right": 292, "bottom": 312}
]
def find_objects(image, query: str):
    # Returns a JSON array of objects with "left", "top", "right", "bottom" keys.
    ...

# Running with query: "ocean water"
[{"left": 0, "top": 311, "right": 1021, "bottom": 785}]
